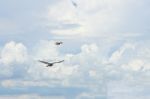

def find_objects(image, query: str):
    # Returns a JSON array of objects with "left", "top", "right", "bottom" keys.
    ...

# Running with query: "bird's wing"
[
  {"left": 39, "top": 60, "right": 50, "bottom": 64},
  {"left": 53, "top": 60, "right": 64, "bottom": 64}
]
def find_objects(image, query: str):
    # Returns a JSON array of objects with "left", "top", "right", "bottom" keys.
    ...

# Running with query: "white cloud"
[
  {"left": 108, "top": 43, "right": 135, "bottom": 64},
  {"left": 23, "top": 41, "right": 150, "bottom": 89},
  {"left": 103, "top": 42, "right": 150, "bottom": 82},
  {"left": 0, "top": 41, "right": 28, "bottom": 65},
  {"left": 0, "top": 40, "right": 149, "bottom": 98},
  {"left": 15, "top": 41, "right": 104, "bottom": 91},
  {"left": 46, "top": 0, "right": 148, "bottom": 39},
  {"left": 122, "top": 59, "right": 144, "bottom": 71}
]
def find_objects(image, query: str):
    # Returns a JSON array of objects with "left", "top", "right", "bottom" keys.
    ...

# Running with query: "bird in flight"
[
  {"left": 55, "top": 41, "right": 63, "bottom": 45},
  {"left": 39, "top": 60, "right": 64, "bottom": 67},
  {"left": 71, "top": 1, "right": 77, "bottom": 7}
]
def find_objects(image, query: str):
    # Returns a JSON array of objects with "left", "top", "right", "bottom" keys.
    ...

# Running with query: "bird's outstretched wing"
[
  {"left": 39, "top": 60, "right": 50, "bottom": 64},
  {"left": 53, "top": 60, "right": 64, "bottom": 64}
]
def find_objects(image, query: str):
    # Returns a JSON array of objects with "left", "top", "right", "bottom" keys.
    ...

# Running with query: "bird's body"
[
  {"left": 55, "top": 41, "right": 63, "bottom": 45},
  {"left": 39, "top": 60, "right": 64, "bottom": 67}
]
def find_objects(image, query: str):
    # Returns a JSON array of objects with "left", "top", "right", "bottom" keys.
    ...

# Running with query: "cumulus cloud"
[
  {"left": 0, "top": 40, "right": 149, "bottom": 98},
  {"left": 0, "top": 41, "right": 28, "bottom": 77},
  {"left": 0, "top": 40, "right": 106, "bottom": 96},
  {"left": 0, "top": 41, "right": 28, "bottom": 65}
]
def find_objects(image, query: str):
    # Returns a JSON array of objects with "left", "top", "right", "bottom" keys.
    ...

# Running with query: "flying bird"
[
  {"left": 71, "top": 1, "right": 77, "bottom": 7},
  {"left": 39, "top": 60, "right": 64, "bottom": 67},
  {"left": 55, "top": 41, "right": 63, "bottom": 45}
]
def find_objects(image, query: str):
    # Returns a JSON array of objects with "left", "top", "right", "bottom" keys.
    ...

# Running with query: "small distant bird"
[
  {"left": 71, "top": 1, "right": 77, "bottom": 7},
  {"left": 39, "top": 60, "right": 64, "bottom": 67},
  {"left": 55, "top": 41, "right": 63, "bottom": 45}
]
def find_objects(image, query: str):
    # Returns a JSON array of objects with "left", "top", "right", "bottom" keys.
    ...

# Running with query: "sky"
[{"left": 0, "top": 0, "right": 150, "bottom": 99}]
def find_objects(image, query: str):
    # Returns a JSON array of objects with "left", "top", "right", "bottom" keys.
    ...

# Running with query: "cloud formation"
[
  {"left": 0, "top": 41, "right": 28, "bottom": 65},
  {"left": 0, "top": 40, "right": 149, "bottom": 98},
  {"left": 0, "top": 0, "right": 150, "bottom": 98},
  {"left": 47, "top": 0, "right": 149, "bottom": 39}
]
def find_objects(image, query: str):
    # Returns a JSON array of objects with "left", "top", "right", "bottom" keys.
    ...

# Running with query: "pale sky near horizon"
[{"left": 0, "top": 0, "right": 150, "bottom": 99}]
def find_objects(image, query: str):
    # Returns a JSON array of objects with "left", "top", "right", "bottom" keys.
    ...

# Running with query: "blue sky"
[{"left": 0, "top": 0, "right": 150, "bottom": 99}]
